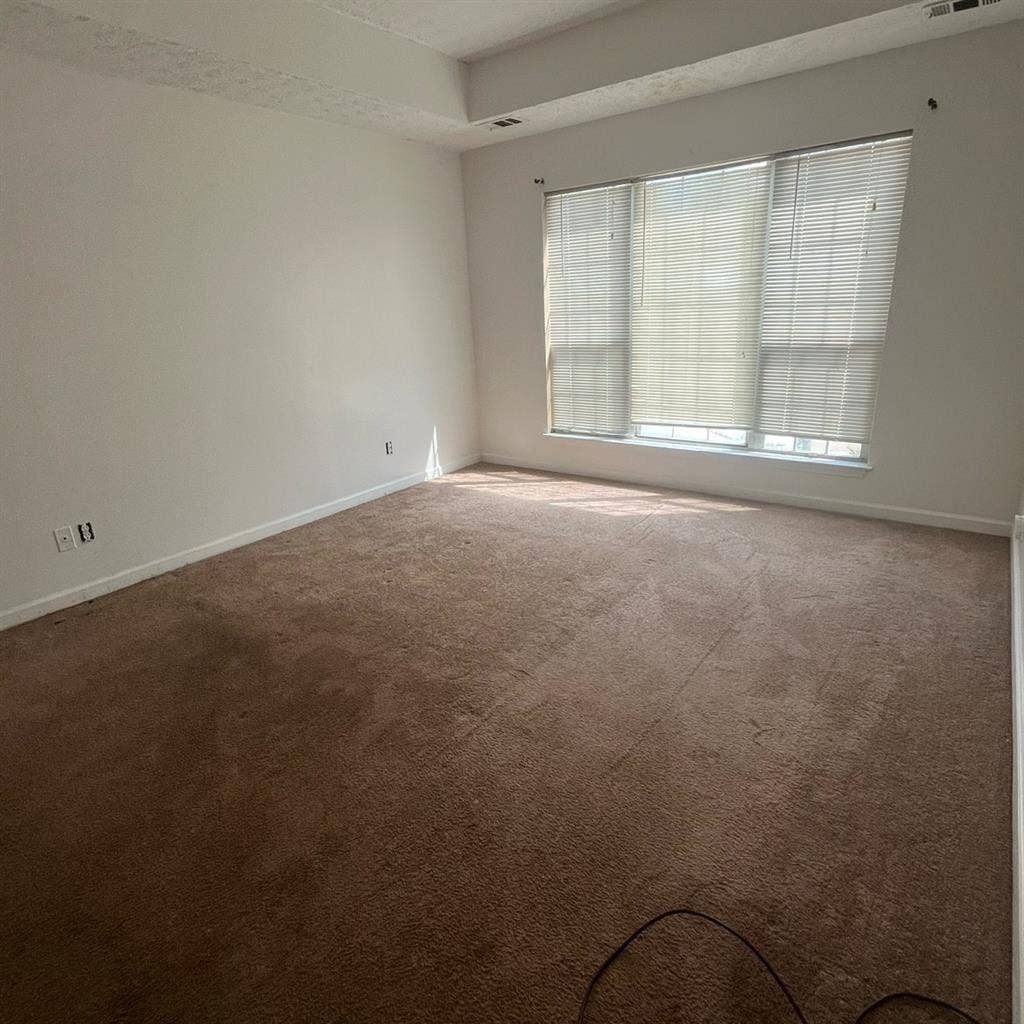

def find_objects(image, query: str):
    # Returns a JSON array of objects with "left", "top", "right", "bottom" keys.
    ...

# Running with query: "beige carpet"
[{"left": 0, "top": 465, "right": 1012, "bottom": 1023}]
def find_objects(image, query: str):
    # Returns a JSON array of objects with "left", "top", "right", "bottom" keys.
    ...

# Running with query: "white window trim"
[{"left": 542, "top": 431, "right": 872, "bottom": 477}]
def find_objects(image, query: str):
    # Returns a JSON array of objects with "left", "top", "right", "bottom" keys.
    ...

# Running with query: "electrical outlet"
[
  {"left": 77, "top": 522, "right": 95, "bottom": 543},
  {"left": 54, "top": 526, "right": 76, "bottom": 552},
  {"left": 385, "top": 441, "right": 394, "bottom": 455}
]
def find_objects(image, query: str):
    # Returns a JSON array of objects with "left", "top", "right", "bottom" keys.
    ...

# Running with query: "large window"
[{"left": 543, "top": 134, "right": 912, "bottom": 462}]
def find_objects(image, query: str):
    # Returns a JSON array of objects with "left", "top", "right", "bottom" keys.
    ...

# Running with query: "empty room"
[{"left": 2, "top": 1, "right": 1023, "bottom": 1021}]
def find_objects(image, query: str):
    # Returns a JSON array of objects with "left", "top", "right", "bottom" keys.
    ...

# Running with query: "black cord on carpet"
[
  {"left": 852, "top": 992, "right": 981, "bottom": 1023},
  {"left": 577, "top": 908, "right": 982, "bottom": 1024}
]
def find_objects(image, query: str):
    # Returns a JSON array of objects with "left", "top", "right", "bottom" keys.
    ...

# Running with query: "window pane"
[
  {"left": 672, "top": 425, "right": 710, "bottom": 442},
  {"left": 794, "top": 437, "right": 827, "bottom": 455},
  {"left": 826, "top": 440, "right": 863, "bottom": 459},
  {"left": 634, "top": 424, "right": 749, "bottom": 447},
  {"left": 708, "top": 428, "right": 747, "bottom": 446},
  {"left": 636, "top": 424, "right": 673, "bottom": 439},
  {"left": 757, "top": 434, "right": 864, "bottom": 460}
]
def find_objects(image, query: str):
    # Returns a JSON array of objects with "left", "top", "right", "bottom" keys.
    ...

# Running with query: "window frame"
[{"left": 542, "top": 130, "right": 911, "bottom": 466}]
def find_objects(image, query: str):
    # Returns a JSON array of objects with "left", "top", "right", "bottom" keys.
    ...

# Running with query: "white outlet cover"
[{"left": 54, "top": 526, "right": 76, "bottom": 552}]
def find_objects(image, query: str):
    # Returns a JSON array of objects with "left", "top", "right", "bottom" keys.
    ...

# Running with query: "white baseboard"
[
  {"left": 1012, "top": 515, "right": 1024, "bottom": 1023},
  {"left": 0, "top": 453, "right": 480, "bottom": 632},
  {"left": 478, "top": 452, "right": 1013, "bottom": 537}
]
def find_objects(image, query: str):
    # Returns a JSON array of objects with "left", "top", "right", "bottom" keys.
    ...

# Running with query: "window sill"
[{"left": 542, "top": 432, "right": 872, "bottom": 477}]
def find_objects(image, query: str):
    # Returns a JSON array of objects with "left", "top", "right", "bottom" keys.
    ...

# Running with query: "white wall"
[
  {"left": 1, "top": 51, "right": 478, "bottom": 622},
  {"left": 462, "top": 22, "right": 1024, "bottom": 533}
]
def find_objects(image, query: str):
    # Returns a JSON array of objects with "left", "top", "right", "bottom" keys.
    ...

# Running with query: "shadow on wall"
[{"left": 435, "top": 467, "right": 761, "bottom": 518}]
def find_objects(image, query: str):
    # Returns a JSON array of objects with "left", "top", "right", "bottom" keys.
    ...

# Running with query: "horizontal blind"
[
  {"left": 545, "top": 184, "right": 632, "bottom": 436},
  {"left": 629, "top": 163, "right": 770, "bottom": 429},
  {"left": 755, "top": 134, "right": 912, "bottom": 442}
]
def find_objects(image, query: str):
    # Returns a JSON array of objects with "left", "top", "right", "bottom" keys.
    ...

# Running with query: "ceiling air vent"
[
  {"left": 491, "top": 117, "right": 522, "bottom": 128},
  {"left": 925, "top": 0, "right": 999, "bottom": 15}
]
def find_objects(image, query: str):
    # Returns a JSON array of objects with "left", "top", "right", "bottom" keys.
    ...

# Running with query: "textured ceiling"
[
  {"left": 311, "top": 0, "right": 646, "bottom": 60},
  {"left": 4, "top": 0, "right": 1023, "bottom": 151},
  {"left": 0, "top": 0, "right": 471, "bottom": 145}
]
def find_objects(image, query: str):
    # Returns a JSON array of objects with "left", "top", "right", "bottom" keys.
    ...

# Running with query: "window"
[{"left": 543, "top": 134, "right": 912, "bottom": 462}]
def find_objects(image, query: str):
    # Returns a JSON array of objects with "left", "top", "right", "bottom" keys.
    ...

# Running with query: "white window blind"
[
  {"left": 543, "top": 133, "right": 912, "bottom": 457},
  {"left": 629, "top": 162, "right": 770, "bottom": 430},
  {"left": 544, "top": 183, "right": 632, "bottom": 436},
  {"left": 755, "top": 135, "right": 912, "bottom": 442}
]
